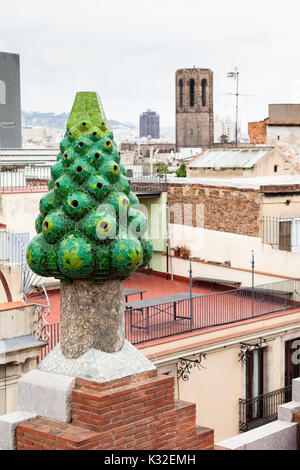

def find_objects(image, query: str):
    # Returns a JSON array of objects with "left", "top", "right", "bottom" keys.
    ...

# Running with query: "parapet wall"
[{"left": 11, "top": 369, "right": 214, "bottom": 450}]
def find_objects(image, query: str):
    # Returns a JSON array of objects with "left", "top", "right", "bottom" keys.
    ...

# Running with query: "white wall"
[
  {"left": 170, "top": 223, "right": 300, "bottom": 283},
  {"left": 267, "top": 125, "right": 300, "bottom": 150},
  {"left": 1, "top": 192, "right": 45, "bottom": 241}
]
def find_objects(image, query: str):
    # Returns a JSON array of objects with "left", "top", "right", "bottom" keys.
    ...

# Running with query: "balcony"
[{"left": 239, "top": 385, "right": 292, "bottom": 432}]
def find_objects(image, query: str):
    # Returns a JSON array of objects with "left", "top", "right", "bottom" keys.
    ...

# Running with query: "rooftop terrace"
[{"left": 26, "top": 273, "right": 300, "bottom": 359}]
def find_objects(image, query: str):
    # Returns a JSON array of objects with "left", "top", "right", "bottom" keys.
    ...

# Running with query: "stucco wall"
[
  {"left": 0, "top": 265, "right": 23, "bottom": 303},
  {"left": 262, "top": 192, "right": 300, "bottom": 218},
  {"left": 267, "top": 125, "right": 300, "bottom": 149},
  {"left": 0, "top": 191, "right": 45, "bottom": 241},
  {"left": 169, "top": 223, "right": 300, "bottom": 282},
  {"left": 144, "top": 309, "right": 300, "bottom": 442}
]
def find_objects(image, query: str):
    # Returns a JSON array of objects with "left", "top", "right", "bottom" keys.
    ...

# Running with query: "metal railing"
[
  {"left": 0, "top": 163, "right": 167, "bottom": 194},
  {"left": 239, "top": 385, "right": 292, "bottom": 432},
  {"left": 38, "top": 321, "right": 61, "bottom": 361},
  {"left": 125, "top": 279, "right": 300, "bottom": 345},
  {"left": 262, "top": 216, "right": 300, "bottom": 252},
  {"left": 36, "top": 279, "right": 300, "bottom": 360},
  {"left": 125, "top": 163, "right": 167, "bottom": 194},
  {"left": 0, "top": 166, "right": 51, "bottom": 192}
]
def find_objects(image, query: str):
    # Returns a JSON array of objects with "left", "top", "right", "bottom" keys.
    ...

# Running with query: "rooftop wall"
[{"left": 269, "top": 104, "right": 300, "bottom": 123}]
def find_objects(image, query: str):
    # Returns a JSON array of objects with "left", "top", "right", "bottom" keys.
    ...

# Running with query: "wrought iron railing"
[
  {"left": 38, "top": 321, "right": 61, "bottom": 361},
  {"left": 239, "top": 385, "right": 292, "bottom": 432},
  {"left": 125, "top": 279, "right": 300, "bottom": 345}
]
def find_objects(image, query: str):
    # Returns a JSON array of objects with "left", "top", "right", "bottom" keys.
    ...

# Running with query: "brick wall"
[
  {"left": 248, "top": 121, "right": 267, "bottom": 144},
  {"left": 16, "top": 369, "right": 214, "bottom": 450},
  {"left": 167, "top": 183, "right": 262, "bottom": 237}
]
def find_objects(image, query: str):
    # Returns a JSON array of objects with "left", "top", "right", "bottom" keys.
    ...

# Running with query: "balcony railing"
[
  {"left": 239, "top": 385, "right": 292, "bottom": 432},
  {"left": 37, "top": 279, "right": 300, "bottom": 361},
  {"left": 125, "top": 279, "right": 300, "bottom": 345},
  {"left": 0, "top": 163, "right": 167, "bottom": 195}
]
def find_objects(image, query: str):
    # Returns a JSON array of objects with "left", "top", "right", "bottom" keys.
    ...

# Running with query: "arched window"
[
  {"left": 201, "top": 79, "right": 207, "bottom": 107},
  {"left": 0, "top": 80, "right": 6, "bottom": 104},
  {"left": 179, "top": 79, "right": 183, "bottom": 107},
  {"left": 189, "top": 79, "right": 195, "bottom": 107}
]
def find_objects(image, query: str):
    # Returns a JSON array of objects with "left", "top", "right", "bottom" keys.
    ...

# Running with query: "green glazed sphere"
[
  {"left": 128, "top": 208, "right": 147, "bottom": 239},
  {"left": 53, "top": 174, "right": 79, "bottom": 202},
  {"left": 100, "top": 160, "right": 120, "bottom": 183},
  {"left": 89, "top": 126, "right": 102, "bottom": 142},
  {"left": 111, "top": 237, "right": 142, "bottom": 277},
  {"left": 42, "top": 209, "right": 74, "bottom": 245},
  {"left": 64, "top": 190, "right": 95, "bottom": 220},
  {"left": 85, "top": 147, "right": 102, "bottom": 169},
  {"left": 26, "top": 234, "right": 50, "bottom": 276},
  {"left": 68, "top": 158, "right": 93, "bottom": 184},
  {"left": 104, "top": 191, "right": 130, "bottom": 215},
  {"left": 57, "top": 233, "right": 94, "bottom": 278},
  {"left": 51, "top": 160, "right": 65, "bottom": 181},
  {"left": 74, "top": 136, "right": 93, "bottom": 156},
  {"left": 35, "top": 213, "right": 44, "bottom": 234},
  {"left": 62, "top": 148, "right": 78, "bottom": 168},
  {"left": 40, "top": 190, "right": 60, "bottom": 217},
  {"left": 86, "top": 174, "right": 110, "bottom": 201},
  {"left": 80, "top": 209, "right": 116, "bottom": 242}
]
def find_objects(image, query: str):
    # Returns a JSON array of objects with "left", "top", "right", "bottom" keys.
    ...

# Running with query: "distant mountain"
[{"left": 22, "top": 111, "right": 136, "bottom": 130}]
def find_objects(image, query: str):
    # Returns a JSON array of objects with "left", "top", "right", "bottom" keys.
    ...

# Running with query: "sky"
[{"left": 0, "top": 0, "right": 300, "bottom": 133}]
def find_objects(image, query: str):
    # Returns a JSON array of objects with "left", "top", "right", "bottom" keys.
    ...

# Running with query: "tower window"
[
  {"left": 189, "top": 79, "right": 195, "bottom": 107},
  {"left": 274, "top": 165, "right": 278, "bottom": 173},
  {"left": 179, "top": 79, "right": 183, "bottom": 108},
  {"left": 0, "top": 80, "right": 6, "bottom": 104},
  {"left": 201, "top": 79, "right": 207, "bottom": 107}
]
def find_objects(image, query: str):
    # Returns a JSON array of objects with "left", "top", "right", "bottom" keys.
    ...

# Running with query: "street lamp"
[{"left": 227, "top": 67, "right": 239, "bottom": 147}]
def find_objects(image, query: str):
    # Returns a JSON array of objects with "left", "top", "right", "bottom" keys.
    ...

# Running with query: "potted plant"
[
  {"left": 173, "top": 246, "right": 181, "bottom": 257},
  {"left": 180, "top": 246, "right": 190, "bottom": 259}
]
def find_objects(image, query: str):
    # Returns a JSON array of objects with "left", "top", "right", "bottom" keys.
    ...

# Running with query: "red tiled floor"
[
  {"left": 28, "top": 272, "right": 214, "bottom": 325},
  {"left": 27, "top": 272, "right": 298, "bottom": 342}
]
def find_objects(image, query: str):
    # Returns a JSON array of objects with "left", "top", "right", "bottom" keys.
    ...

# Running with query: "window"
[
  {"left": 0, "top": 80, "right": 6, "bottom": 104},
  {"left": 278, "top": 219, "right": 300, "bottom": 252},
  {"left": 274, "top": 165, "right": 278, "bottom": 173},
  {"left": 201, "top": 79, "right": 207, "bottom": 106},
  {"left": 189, "top": 79, "right": 195, "bottom": 107},
  {"left": 179, "top": 79, "right": 183, "bottom": 108},
  {"left": 246, "top": 348, "right": 265, "bottom": 421},
  {"left": 246, "top": 349, "right": 264, "bottom": 400},
  {"left": 279, "top": 220, "right": 291, "bottom": 251}
]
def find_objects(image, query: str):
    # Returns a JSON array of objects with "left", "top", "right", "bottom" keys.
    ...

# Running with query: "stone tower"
[{"left": 175, "top": 68, "right": 214, "bottom": 151}]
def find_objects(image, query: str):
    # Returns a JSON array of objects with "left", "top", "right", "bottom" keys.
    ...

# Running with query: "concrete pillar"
[{"left": 60, "top": 279, "right": 124, "bottom": 359}]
